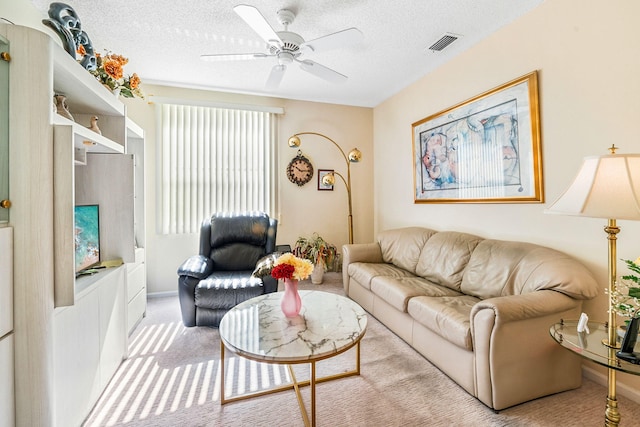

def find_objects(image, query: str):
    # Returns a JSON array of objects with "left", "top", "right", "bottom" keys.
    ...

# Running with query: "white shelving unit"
[
  {"left": 51, "top": 35, "right": 146, "bottom": 426},
  {"left": 0, "top": 24, "right": 147, "bottom": 426},
  {"left": 52, "top": 46, "right": 138, "bottom": 308}
]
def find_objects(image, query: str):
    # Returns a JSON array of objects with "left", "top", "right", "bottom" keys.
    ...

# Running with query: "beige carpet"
[{"left": 83, "top": 273, "right": 640, "bottom": 426}]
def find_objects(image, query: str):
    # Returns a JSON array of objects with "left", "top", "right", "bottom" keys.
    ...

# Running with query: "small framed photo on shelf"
[{"left": 318, "top": 169, "right": 334, "bottom": 191}]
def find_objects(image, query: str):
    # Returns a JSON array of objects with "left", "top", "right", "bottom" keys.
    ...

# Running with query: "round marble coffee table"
[{"left": 219, "top": 290, "right": 367, "bottom": 427}]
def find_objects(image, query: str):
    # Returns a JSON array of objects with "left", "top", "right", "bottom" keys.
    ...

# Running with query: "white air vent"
[{"left": 427, "top": 33, "right": 461, "bottom": 52}]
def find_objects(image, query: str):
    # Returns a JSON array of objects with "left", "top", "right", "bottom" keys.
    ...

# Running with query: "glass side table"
[{"left": 550, "top": 320, "right": 640, "bottom": 427}]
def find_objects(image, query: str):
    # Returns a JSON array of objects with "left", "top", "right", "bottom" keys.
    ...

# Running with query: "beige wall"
[
  {"left": 124, "top": 86, "right": 373, "bottom": 295},
  {"left": 373, "top": 0, "right": 640, "bottom": 395}
]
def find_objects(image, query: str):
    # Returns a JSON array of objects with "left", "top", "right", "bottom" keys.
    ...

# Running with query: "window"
[{"left": 158, "top": 103, "right": 277, "bottom": 234}]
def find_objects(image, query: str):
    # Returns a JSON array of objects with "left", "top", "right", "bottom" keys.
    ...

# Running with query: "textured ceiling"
[{"left": 30, "top": 0, "right": 544, "bottom": 107}]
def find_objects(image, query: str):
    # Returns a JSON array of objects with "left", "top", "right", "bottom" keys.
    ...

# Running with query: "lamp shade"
[{"left": 545, "top": 154, "right": 640, "bottom": 220}]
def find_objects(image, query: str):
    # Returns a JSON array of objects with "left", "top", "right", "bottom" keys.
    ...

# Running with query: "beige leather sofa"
[{"left": 342, "top": 227, "right": 599, "bottom": 410}]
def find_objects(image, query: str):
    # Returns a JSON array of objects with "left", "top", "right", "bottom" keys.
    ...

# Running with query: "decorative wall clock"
[{"left": 286, "top": 150, "right": 314, "bottom": 186}]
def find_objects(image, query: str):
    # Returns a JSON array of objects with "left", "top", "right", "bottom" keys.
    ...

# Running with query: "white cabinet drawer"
[
  {"left": 134, "top": 247, "right": 145, "bottom": 266},
  {"left": 0, "top": 227, "right": 12, "bottom": 338},
  {"left": 127, "top": 289, "right": 146, "bottom": 333},
  {"left": 126, "top": 263, "right": 146, "bottom": 300},
  {"left": 0, "top": 333, "right": 14, "bottom": 427}
]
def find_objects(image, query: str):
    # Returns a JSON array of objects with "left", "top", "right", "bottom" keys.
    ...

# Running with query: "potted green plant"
[
  {"left": 293, "top": 233, "right": 338, "bottom": 284},
  {"left": 612, "top": 257, "right": 640, "bottom": 363}
]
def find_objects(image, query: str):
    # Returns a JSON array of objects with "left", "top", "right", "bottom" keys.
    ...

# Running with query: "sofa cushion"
[
  {"left": 461, "top": 240, "right": 599, "bottom": 300},
  {"left": 408, "top": 295, "right": 480, "bottom": 350},
  {"left": 348, "top": 262, "right": 414, "bottom": 290},
  {"left": 370, "top": 276, "right": 462, "bottom": 312},
  {"left": 377, "top": 227, "right": 437, "bottom": 274},
  {"left": 415, "top": 231, "right": 483, "bottom": 291}
]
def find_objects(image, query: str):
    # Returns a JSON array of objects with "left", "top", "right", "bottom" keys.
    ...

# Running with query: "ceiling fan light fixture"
[
  {"left": 276, "top": 31, "right": 304, "bottom": 53},
  {"left": 278, "top": 52, "right": 294, "bottom": 65}
]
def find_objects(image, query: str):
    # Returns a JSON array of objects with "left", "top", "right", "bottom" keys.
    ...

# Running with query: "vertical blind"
[{"left": 158, "top": 103, "right": 277, "bottom": 234}]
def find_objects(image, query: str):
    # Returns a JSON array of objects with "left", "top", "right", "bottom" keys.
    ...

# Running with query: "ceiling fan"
[{"left": 201, "top": 4, "right": 363, "bottom": 89}]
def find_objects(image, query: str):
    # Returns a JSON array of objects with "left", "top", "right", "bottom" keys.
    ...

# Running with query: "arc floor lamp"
[
  {"left": 546, "top": 145, "right": 640, "bottom": 427},
  {"left": 288, "top": 132, "right": 361, "bottom": 244}
]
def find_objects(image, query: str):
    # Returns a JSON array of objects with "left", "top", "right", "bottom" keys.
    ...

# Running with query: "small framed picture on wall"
[{"left": 318, "top": 169, "right": 334, "bottom": 191}]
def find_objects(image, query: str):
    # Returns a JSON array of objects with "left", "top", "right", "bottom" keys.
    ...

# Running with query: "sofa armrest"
[
  {"left": 343, "top": 242, "right": 384, "bottom": 264},
  {"left": 471, "top": 290, "right": 580, "bottom": 324},
  {"left": 177, "top": 255, "right": 215, "bottom": 327},
  {"left": 471, "top": 290, "right": 583, "bottom": 410},
  {"left": 177, "top": 255, "right": 214, "bottom": 279},
  {"left": 342, "top": 243, "right": 383, "bottom": 293}
]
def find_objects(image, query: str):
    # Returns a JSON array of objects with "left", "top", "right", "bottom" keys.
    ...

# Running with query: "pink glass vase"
[{"left": 281, "top": 278, "right": 302, "bottom": 317}]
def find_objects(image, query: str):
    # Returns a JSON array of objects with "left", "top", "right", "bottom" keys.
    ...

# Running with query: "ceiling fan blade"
[
  {"left": 266, "top": 65, "right": 286, "bottom": 89},
  {"left": 300, "top": 28, "right": 363, "bottom": 53},
  {"left": 200, "top": 53, "right": 270, "bottom": 62},
  {"left": 298, "top": 60, "right": 348, "bottom": 84},
  {"left": 233, "top": 4, "right": 282, "bottom": 49}
]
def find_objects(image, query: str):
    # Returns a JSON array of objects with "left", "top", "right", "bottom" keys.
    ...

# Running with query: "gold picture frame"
[{"left": 412, "top": 71, "right": 543, "bottom": 203}]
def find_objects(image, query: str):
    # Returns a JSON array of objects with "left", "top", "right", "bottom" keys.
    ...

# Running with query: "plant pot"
[{"left": 310, "top": 262, "right": 324, "bottom": 285}]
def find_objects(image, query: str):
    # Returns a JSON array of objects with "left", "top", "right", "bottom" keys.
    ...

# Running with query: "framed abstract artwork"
[{"left": 412, "top": 71, "right": 543, "bottom": 203}]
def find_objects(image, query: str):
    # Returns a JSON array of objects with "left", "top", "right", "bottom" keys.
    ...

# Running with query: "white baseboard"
[
  {"left": 148, "top": 290, "right": 178, "bottom": 299},
  {"left": 583, "top": 365, "right": 640, "bottom": 404}
]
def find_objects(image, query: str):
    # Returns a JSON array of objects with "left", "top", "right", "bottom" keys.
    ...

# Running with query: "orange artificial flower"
[
  {"left": 102, "top": 59, "right": 123, "bottom": 80},
  {"left": 129, "top": 73, "right": 140, "bottom": 89},
  {"left": 108, "top": 54, "right": 128, "bottom": 66},
  {"left": 87, "top": 50, "right": 143, "bottom": 98}
]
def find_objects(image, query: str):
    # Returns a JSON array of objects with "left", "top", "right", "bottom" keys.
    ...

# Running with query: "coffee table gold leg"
[
  {"left": 288, "top": 365, "right": 311, "bottom": 427},
  {"left": 220, "top": 339, "right": 362, "bottom": 425},
  {"left": 220, "top": 341, "right": 226, "bottom": 405},
  {"left": 311, "top": 361, "right": 316, "bottom": 427}
]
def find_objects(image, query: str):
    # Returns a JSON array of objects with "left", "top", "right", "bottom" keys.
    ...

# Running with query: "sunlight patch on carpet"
[{"left": 84, "top": 320, "right": 299, "bottom": 426}]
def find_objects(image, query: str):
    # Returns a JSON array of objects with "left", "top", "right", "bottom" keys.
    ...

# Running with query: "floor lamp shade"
[{"left": 545, "top": 154, "right": 640, "bottom": 220}]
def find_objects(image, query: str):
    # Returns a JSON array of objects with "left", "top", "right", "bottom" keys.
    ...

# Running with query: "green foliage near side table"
[{"left": 293, "top": 233, "right": 338, "bottom": 270}]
